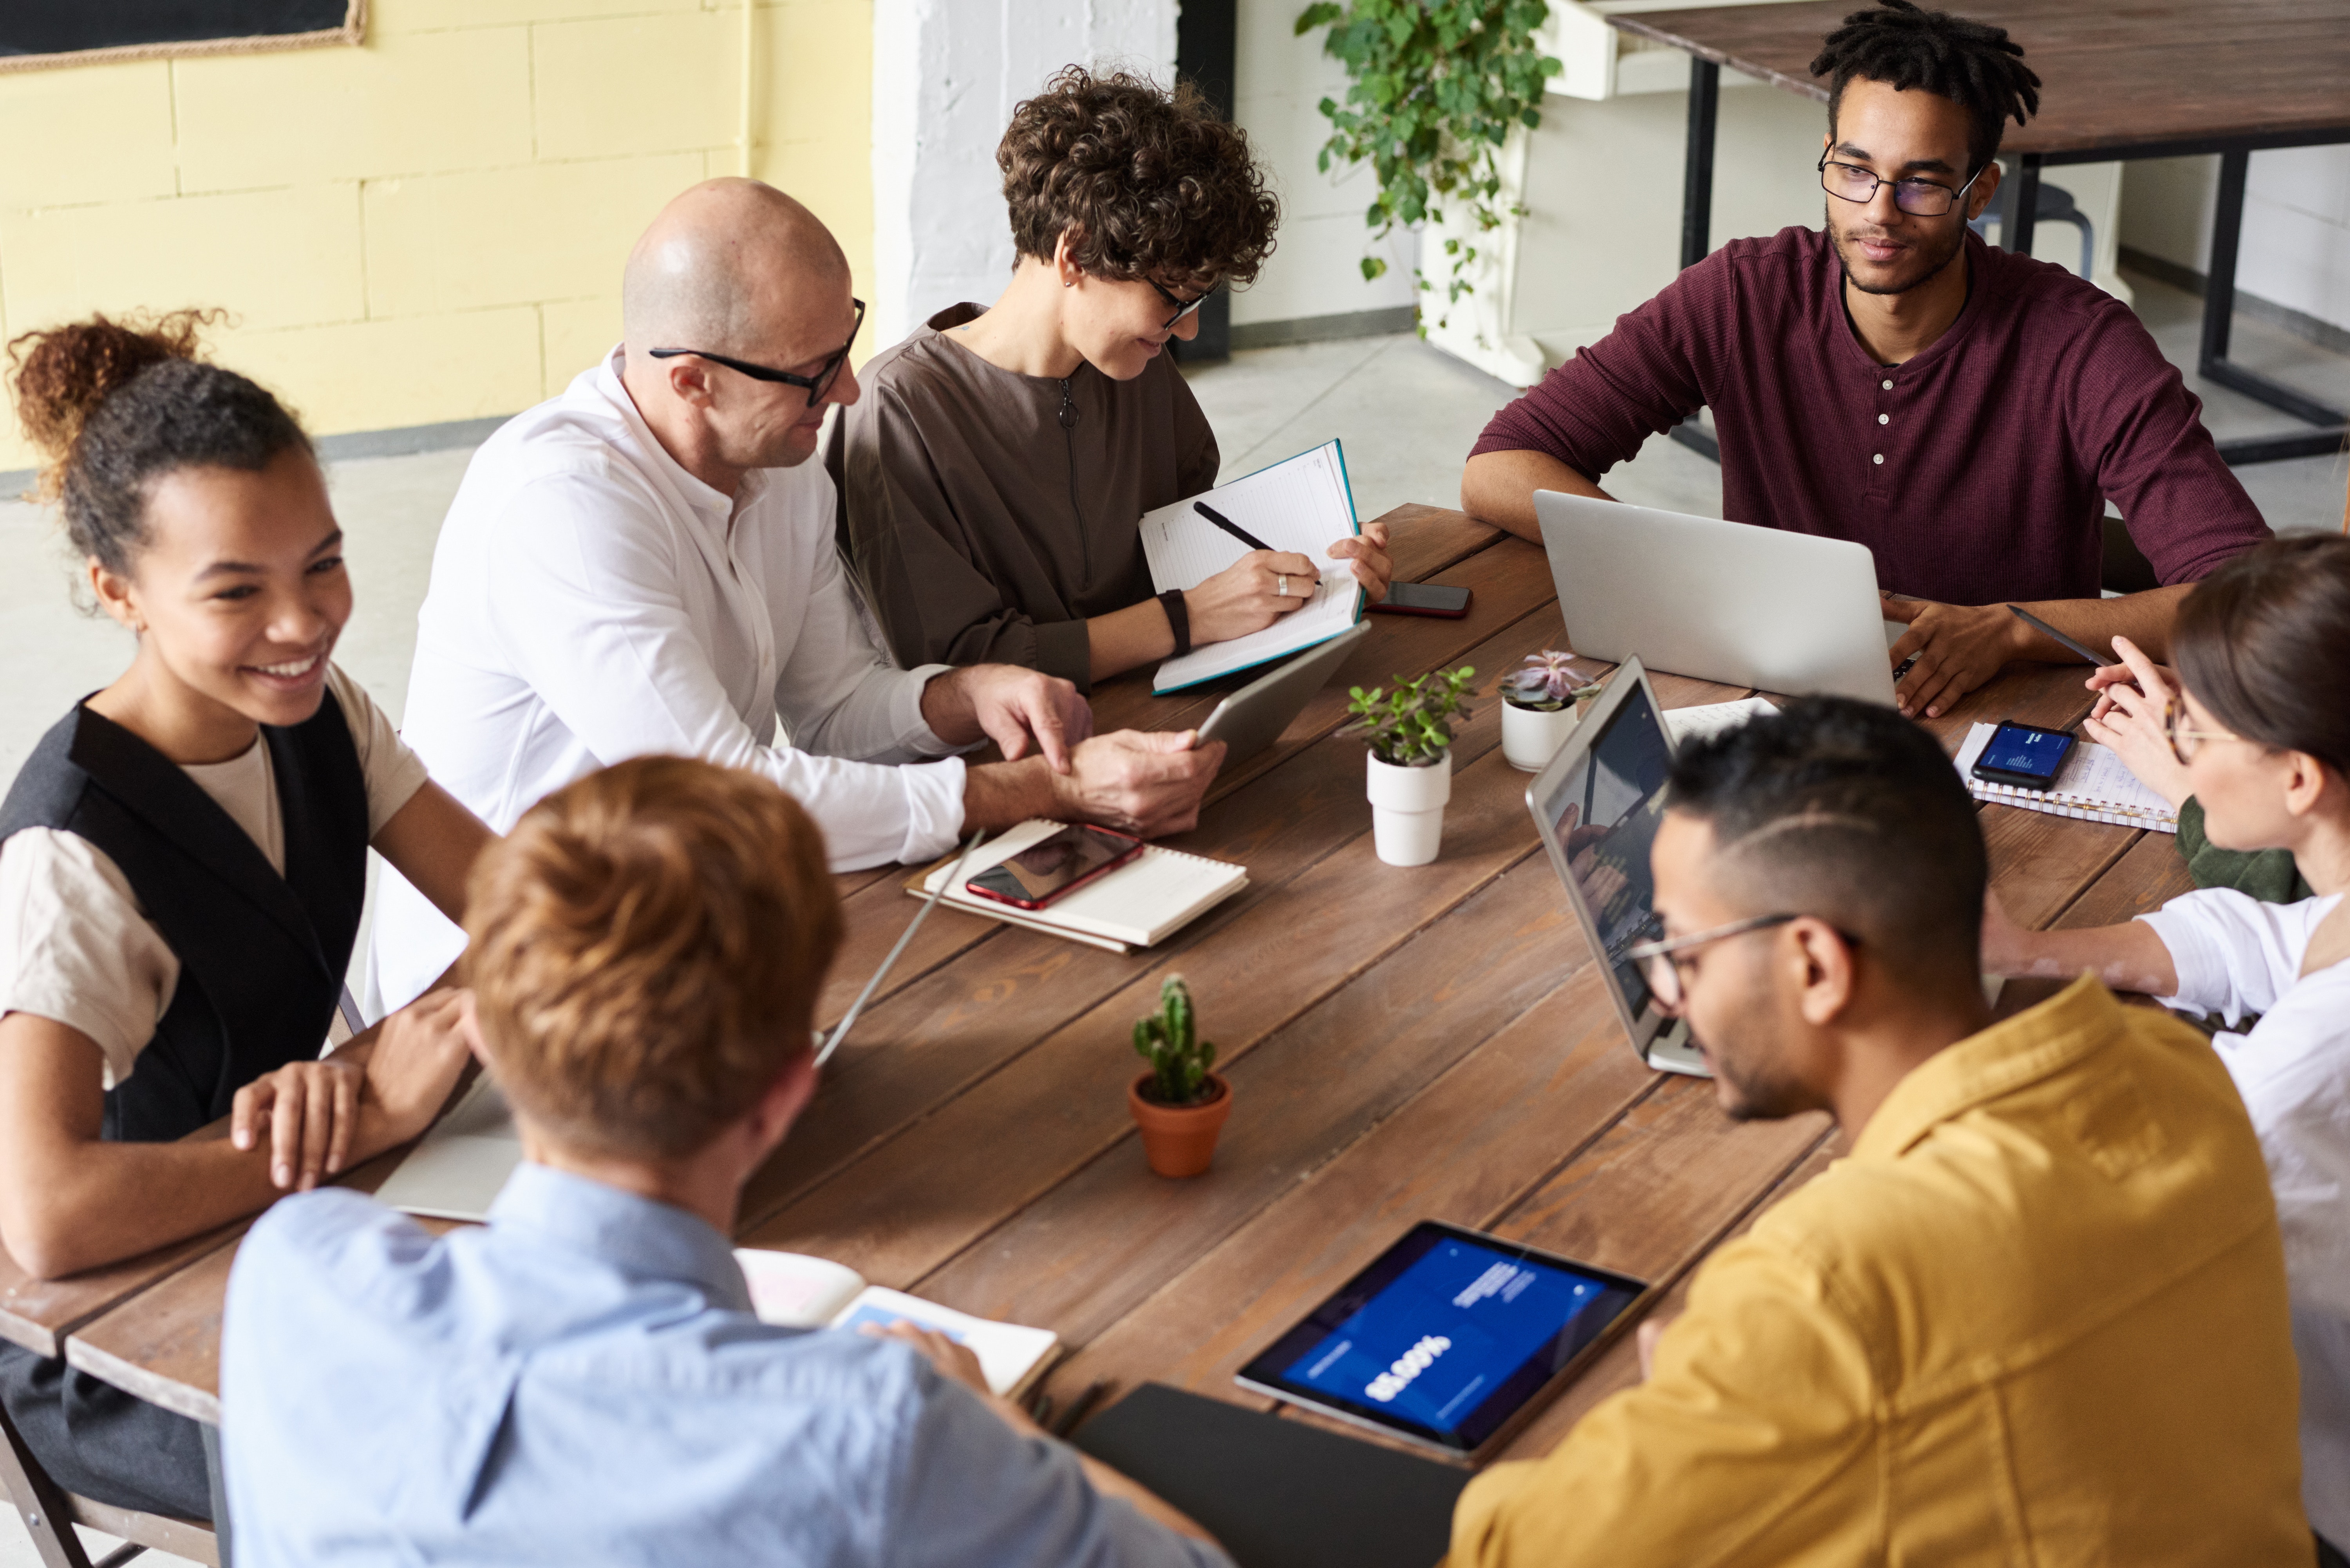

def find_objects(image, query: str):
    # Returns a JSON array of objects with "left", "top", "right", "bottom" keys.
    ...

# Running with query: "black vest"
[{"left": 0, "top": 696, "right": 369, "bottom": 1143}]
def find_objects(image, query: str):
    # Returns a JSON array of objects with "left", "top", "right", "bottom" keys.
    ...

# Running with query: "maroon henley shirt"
[{"left": 1472, "top": 226, "right": 2270, "bottom": 603}]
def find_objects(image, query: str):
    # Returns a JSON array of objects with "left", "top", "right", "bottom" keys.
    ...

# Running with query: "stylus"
[
  {"left": 1195, "top": 501, "right": 1275, "bottom": 554},
  {"left": 815, "top": 827, "right": 986, "bottom": 1068},
  {"left": 2006, "top": 604, "right": 2115, "bottom": 668}
]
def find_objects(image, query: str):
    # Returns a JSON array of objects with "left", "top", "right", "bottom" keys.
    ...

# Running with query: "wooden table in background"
[
  {"left": 3, "top": 505, "right": 2201, "bottom": 1481},
  {"left": 1613, "top": 0, "right": 2350, "bottom": 466}
]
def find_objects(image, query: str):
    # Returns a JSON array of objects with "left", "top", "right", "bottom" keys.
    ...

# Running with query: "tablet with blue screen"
[{"left": 1235, "top": 1222, "right": 1645, "bottom": 1456}]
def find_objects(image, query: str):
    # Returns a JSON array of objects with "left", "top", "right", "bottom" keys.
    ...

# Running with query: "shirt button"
[
  {"left": 1873, "top": 453, "right": 1885, "bottom": 464},
  {"left": 1878, "top": 413, "right": 1889, "bottom": 425},
  {"left": 1881, "top": 379, "right": 1893, "bottom": 390}
]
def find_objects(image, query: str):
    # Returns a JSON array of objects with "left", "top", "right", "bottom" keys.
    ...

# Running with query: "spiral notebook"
[
  {"left": 905, "top": 818, "right": 1249, "bottom": 952},
  {"left": 1952, "top": 724, "right": 2178, "bottom": 833}
]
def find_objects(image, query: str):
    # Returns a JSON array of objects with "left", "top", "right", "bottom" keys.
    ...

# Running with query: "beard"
[
  {"left": 1694, "top": 980, "right": 1815, "bottom": 1123},
  {"left": 1827, "top": 201, "right": 1968, "bottom": 297}
]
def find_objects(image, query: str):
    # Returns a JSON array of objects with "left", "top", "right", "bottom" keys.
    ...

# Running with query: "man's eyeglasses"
[
  {"left": 1147, "top": 278, "right": 1217, "bottom": 331},
  {"left": 649, "top": 298, "right": 865, "bottom": 408},
  {"left": 1819, "top": 155, "right": 1987, "bottom": 218},
  {"left": 1624, "top": 912, "right": 1856, "bottom": 1010},
  {"left": 2164, "top": 701, "right": 2240, "bottom": 766}
]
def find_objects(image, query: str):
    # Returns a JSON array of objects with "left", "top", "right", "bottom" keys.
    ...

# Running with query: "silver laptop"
[
  {"left": 1525, "top": 658, "right": 1708, "bottom": 1077},
  {"left": 1196, "top": 621, "right": 1370, "bottom": 764},
  {"left": 1535, "top": 491, "right": 1900, "bottom": 705}
]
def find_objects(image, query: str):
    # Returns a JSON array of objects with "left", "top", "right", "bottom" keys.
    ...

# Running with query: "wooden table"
[
  {"left": 1612, "top": 0, "right": 2350, "bottom": 466},
  {"left": 1, "top": 505, "right": 2203, "bottom": 1490}
]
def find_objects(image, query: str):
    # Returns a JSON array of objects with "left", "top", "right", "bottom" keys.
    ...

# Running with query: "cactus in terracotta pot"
[{"left": 1128, "top": 976, "right": 1232, "bottom": 1177}]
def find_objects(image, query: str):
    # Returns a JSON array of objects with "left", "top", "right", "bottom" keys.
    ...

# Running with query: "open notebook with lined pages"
[{"left": 1952, "top": 724, "right": 2179, "bottom": 833}]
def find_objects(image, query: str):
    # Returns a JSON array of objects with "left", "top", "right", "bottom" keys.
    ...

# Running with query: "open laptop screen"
[{"left": 1544, "top": 683, "right": 1674, "bottom": 1019}]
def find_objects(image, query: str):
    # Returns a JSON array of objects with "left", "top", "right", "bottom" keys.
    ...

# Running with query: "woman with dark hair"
[
  {"left": 1983, "top": 533, "right": 2350, "bottom": 1560},
  {"left": 829, "top": 67, "right": 1392, "bottom": 690},
  {"left": 0, "top": 313, "right": 481, "bottom": 1517}
]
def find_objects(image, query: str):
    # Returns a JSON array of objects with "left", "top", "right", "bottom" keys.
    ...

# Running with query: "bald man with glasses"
[
  {"left": 372, "top": 179, "right": 1222, "bottom": 1010},
  {"left": 1462, "top": 0, "right": 2270, "bottom": 723}
]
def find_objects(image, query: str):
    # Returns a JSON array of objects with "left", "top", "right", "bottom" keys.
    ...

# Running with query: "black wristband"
[{"left": 1159, "top": 589, "right": 1192, "bottom": 657}]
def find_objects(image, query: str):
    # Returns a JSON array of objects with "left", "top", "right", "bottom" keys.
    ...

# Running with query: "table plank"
[
  {"left": 0, "top": 1224, "right": 242, "bottom": 1361},
  {"left": 812, "top": 513, "right": 1536, "bottom": 1034},
  {"left": 1610, "top": 0, "right": 2350, "bottom": 157}
]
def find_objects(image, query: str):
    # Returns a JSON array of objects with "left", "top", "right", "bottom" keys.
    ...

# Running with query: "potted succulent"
[
  {"left": 1128, "top": 975, "right": 1231, "bottom": 1178},
  {"left": 1343, "top": 665, "right": 1475, "bottom": 867},
  {"left": 1499, "top": 649, "right": 1600, "bottom": 772}
]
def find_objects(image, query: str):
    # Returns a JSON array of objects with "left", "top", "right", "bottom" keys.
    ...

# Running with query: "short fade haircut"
[
  {"left": 1666, "top": 698, "right": 1987, "bottom": 982},
  {"left": 1810, "top": 0, "right": 2041, "bottom": 177},
  {"left": 463, "top": 756, "right": 844, "bottom": 1162},
  {"left": 998, "top": 65, "right": 1279, "bottom": 293}
]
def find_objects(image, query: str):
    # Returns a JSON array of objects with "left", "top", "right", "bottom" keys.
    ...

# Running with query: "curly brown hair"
[
  {"left": 464, "top": 755, "right": 844, "bottom": 1162},
  {"left": 998, "top": 66, "right": 1278, "bottom": 291},
  {"left": 7, "top": 309, "right": 309, "bottom": 574}
]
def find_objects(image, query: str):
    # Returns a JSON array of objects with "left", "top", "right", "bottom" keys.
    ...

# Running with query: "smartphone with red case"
[
  {"left": 965, "top": 824, "right": 1148, "bottom": 910},
  {"left": 1369, "top": 582, "right": 1473, "bottom": 618}
]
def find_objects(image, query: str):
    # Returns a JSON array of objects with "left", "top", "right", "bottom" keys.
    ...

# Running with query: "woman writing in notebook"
[
  {"left": 1980, "top": 533, "right": 2350, "bottom": 1557},
  {"left": 828, "top": 67, "right": 1392, "bottom": 690},
  {"left": 0, "top": 315, "right": 483, "bottom": 1517}
]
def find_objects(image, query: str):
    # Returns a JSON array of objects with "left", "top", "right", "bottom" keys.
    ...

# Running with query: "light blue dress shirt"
[{"left": 222, "top": 1162, "right": 1229, "bottom": 1568}]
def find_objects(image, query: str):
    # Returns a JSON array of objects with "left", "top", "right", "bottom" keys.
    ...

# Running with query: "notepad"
[
  {"left": 1139, "top": 440, "right": 1365, "bottom": 694},
  {"left": 733, "top": 1249, "right": 1059, "bottom": 1398},
  {"left": 1952, "top": 723, "right": 2179, "bottom": 832},
  {"left": 907, "top": 818, "right": 1249, "bottom": 952}
]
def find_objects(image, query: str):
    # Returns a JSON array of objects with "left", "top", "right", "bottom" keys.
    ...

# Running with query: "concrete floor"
[{"left": 0, "top": 266, "right": 2346, "bottom": 1567}]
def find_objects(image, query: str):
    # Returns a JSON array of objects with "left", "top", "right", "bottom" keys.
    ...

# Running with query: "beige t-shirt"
[{"left": 0, "top": 665, "right": 429, "bottom": 1089}]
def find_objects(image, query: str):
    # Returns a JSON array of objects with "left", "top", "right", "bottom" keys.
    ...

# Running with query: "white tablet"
[{"left": 1195, "top": 620, "right": 1371, "bottom": 764}]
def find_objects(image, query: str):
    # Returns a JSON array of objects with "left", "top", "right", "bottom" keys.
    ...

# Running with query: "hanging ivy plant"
[{"left": 1294, "top": 0, "right": 1561, "bottom": 327}]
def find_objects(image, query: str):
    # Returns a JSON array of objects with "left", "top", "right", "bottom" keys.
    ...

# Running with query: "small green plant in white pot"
[
  {"left": 1499, "top": 650, "right": 1598, "bottom": 772},
  {"left": 1344, "top": 665, "right": 1475, "bottom": 866}
]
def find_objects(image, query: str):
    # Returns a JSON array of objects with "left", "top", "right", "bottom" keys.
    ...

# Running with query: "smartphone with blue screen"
[{"left": 1970, "top": 721, "right": 2076, "bottom": 791}]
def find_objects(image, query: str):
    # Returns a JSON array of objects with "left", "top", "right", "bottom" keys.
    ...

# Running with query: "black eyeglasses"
[
  {"left": 1818, "top": 155, "right": 1987, "bottom": 217},
  {"left": 649, "top": 298, "right": 865, "bottom": 407},
  {"left": 1623, "top": 912, "right": 1859, "bottom": 1009},
  {"left": 1146, "top": 278, "right": 1217, "bottom": 331}
]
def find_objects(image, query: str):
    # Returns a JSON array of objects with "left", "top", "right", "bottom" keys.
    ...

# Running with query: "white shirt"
[
  {"left": 373, "top": 350, "right": 968, "bottom": 1011},
  {"left": 2141, "top": 885, "right": 2350, "bottom": 1546},
  {"left": 0, "top": 666, "right": 428, "bottom": 1088}
]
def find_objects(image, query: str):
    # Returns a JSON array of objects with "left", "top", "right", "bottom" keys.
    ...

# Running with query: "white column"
[{"left": 871, "top": 0, "right": 1180, "bottom": 350}]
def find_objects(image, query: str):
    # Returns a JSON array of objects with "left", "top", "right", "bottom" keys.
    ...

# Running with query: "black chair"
[{"left": 1974, "top": 175, "right": 2096, "bottom": 284}]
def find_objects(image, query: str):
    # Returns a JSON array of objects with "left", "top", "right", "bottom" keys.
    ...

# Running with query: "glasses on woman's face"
[
  {"left": 1623, "top": 912, "right": 1805, "bottom": 1011},
  {"left": 2165, "top": 700, "right": 2241, "bottom": 766},
  {"left": 1818, "top": 155, "right": 1985, "bottom": 217},
  {"left": 1146, "top": 278, "right": 1217, "bottom": 331},
  {"left": 647, "top": 298, "right": 866, "bottom": 408}
]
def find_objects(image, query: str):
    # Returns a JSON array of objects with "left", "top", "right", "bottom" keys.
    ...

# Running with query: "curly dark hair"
[
  {"left": 7, "top": 309, "right": 310, "bottom": 574},
  {"left": 998, "top": 66, "right": 1279, "bottom": 291},
  {"left": 1810, "top": 0, "right": 2041, "bottom": 177}
]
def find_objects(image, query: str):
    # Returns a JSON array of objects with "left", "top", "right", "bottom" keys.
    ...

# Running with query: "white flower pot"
[
  {"left": 1366, "top": 751, "right": 1453, "bottom": 867},
  {"left": 1501, "top": 699, "right": 1579, "bottom": 772}
]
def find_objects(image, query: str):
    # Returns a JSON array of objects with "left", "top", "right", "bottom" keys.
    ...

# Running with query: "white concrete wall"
[
  {"left": 1229, "top": 0, "right": 1418, "bottom": 328},
  {"left": 2121, "top": 148, "right": 2350, "bottom": 335},
  {"left": 869, "top": 0, "right": 1179, "bottom": 349}
]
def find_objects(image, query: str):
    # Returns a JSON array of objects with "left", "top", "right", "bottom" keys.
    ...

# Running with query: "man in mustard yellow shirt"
[{"left": 1448, "top": 697, "right": 2311, "bottom": 1565}]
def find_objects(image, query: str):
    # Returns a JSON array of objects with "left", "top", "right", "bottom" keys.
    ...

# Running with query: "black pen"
[
  {"left": 2005, "top": 604, "right": 2117, "bottom": 668},
  {"left": 1194, "top": 501, "right": 1274, "bottom": 554}
]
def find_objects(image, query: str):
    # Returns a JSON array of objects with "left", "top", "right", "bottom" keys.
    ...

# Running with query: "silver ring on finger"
[{"left": 1277, "top": 575, "right": 1289, "bottom": 598}]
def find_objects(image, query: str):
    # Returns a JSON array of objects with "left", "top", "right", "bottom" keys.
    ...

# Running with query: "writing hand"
[{"left": 1185, "top": 550, "right": 1322, "bottom": 645}]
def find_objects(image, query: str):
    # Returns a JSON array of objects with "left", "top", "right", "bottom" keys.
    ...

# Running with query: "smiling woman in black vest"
[{"left": 0, "top": 313, "right": 488, "bottom": 1518}]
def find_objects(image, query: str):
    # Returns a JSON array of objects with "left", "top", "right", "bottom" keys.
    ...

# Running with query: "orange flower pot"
[{"left": 1128, "top": 1072, "right": 1233, "bottom": 1178}]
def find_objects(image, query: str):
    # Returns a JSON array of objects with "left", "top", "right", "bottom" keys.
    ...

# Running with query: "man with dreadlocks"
[
  {"left": 1443, "top": 698, "right": 2312, "bottom": 1565},
  {"left": 1462, "top": 1, "right": 2270, "bottom": 723}
]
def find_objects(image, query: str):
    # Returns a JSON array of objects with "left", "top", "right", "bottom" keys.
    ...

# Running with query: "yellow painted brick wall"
[{"left": 0, "top": 0, "right": 874, "bottom": 471}]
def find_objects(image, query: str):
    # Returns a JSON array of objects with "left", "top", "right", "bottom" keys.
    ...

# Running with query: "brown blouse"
[{"left": 826, "top": 303, "right": 1219, "bottom": 690}]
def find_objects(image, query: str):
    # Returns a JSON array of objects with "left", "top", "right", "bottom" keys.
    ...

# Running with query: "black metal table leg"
[
  {"left": 2003, "top": 153, "right": 2042, "bottom": 260},
  {"left": 1670, "top": 56, "right": 1723, "bottom": 459},
  {"left": 2196, "top": 146, "right": 2349, "bottom": 461}
]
